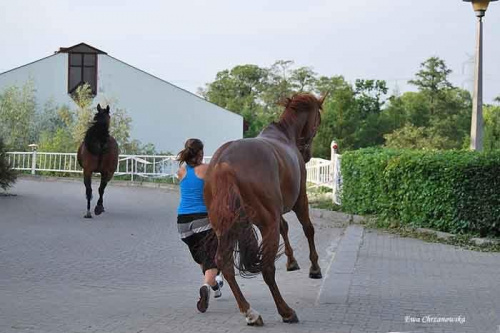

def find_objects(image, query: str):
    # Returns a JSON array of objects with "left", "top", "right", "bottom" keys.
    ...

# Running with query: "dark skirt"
[{"left": 177, "top": 213, "right": 217, "bottom": 273}]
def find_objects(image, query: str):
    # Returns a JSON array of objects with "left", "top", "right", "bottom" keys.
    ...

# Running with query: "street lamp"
[{"left": 463, "top": 0, "right": 497, "bottom": 151}]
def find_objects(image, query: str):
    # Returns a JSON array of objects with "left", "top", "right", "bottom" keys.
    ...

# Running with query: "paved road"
[
  {"left": 0, "top": 178, "right": 344, "bottom": 333},
  {"left": 1, "top": 178, "right": 500, "bottom": 333}
]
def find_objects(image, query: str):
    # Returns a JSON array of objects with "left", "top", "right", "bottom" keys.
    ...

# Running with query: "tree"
[
  {"left": 384, "top": 124, "right": 452, "bottom": 150},
  {"left": 200, "top": 64, "right": 267, "bottom": 113},
  {"left": 260, "top": 60, "right": 296, "bottom": 118},
  {"left": 0, "top": 137, "right": 16, "bottom": 190},
  {"left": 200, "top": 64, "right": 269, "bottom": 137},
  {"left": 312, "top": 76, "right": 358, "bottom": 157},
  {"left": 483, "top": 105, "right": 500, "bottom": 151},
  {"left": 354, "top": 79, "right": 388, "bottom": 118},
  {"left": 352, "top": 80, "right": 389, "bottom": 148},
  {"left": 409, "top": 57, "right": 453, "bottom": 95},
  {"left": 290, "top": 66, "right": 317, "bottom": 92},
  {"left": 408, "top": 57, "right": 453, "bottom": 116},
  {"left": 0, "top": 80, "right": 36, "bottom": 150},
  {"left": 71, "top": 84, "right": 94, "bottom": 146}
]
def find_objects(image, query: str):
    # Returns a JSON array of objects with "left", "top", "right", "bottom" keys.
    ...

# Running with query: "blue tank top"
[{"left": 177, "top": 165, "right": 208, "bottom": 214}]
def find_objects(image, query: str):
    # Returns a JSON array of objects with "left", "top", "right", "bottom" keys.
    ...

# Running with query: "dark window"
[{"left": 68, "top": 53, "right": 97, "bottom": 94}]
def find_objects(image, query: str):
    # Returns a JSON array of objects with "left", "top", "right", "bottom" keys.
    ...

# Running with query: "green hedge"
[{"left": 341, "top": 148, "right": 500, "bottom": 237}]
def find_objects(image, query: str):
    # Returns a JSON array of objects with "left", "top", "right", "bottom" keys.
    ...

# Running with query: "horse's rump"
[
  {"left": 207, "top": 162, "right": 264, "bottom": 277},
  {"left": 207, "top": 159, "right": 286, "bottom": 277}
]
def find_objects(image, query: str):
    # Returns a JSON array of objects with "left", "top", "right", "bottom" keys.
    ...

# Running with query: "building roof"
[
  {"left": 0, "top": 42, "right": 242, "bottom": 119},
  {"left": 57, "top": 42, "right": 107, "bottom": 55}
]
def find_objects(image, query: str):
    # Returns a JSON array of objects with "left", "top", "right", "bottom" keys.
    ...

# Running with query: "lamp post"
[{"left": 463, "top": 0, "right": 497, "bottom": 151}]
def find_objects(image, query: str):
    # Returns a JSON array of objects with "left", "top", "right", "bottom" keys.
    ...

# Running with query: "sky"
[{"left": 1, "top": 0, "right": 500, "bottom": 103}]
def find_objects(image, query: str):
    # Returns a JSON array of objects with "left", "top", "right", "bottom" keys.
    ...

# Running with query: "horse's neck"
[
  {"left": 86, "top": 123, "right": 109, "bottom": 144},
  {"left": 262, "top": 114, "right": 305, "bottom": 143}
]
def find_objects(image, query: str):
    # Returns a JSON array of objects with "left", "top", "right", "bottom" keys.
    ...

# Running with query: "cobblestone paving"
[
  {"left": 1, "top": 178, "right": 499, "bottom": 333},
  {"left": 0, "top": 179, "right": 343, "bottom": 333}
]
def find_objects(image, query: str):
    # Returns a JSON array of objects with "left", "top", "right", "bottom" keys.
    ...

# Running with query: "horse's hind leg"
[
  {"left": 260, "top": 219, "right": 298, "bottom": 323},
  {"left": 83, "top": 171, "right": 93, "bottom": 218},
  {"left": 280, "top": 217, "right": 299, "bottom": 271},
  {"left": 216, "top": 235, "right": 263, "bottom": 326},
  {"left": 95, "top": 172, "right": 110, "bottom": 215},
  {"left": 293, "top": 193, "right": 322, "bottom": 279}
]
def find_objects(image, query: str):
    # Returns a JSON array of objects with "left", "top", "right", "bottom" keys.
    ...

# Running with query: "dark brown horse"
[
  {"left": 204, "top": 93, "right": 326, "bottom": 326},
  {"left": 77, "top": 104, "right": 119, "bottom": 218}
]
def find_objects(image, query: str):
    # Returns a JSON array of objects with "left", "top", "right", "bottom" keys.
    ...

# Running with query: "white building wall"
[
  {"left": 0, "top": 53, "right": 76, "bottom": 109},
  {"left": 0, "top": 52, "right": 243, "bottom": 155},
  {"left": 95, "top": 55, "right": 242, "bottom": 155}
]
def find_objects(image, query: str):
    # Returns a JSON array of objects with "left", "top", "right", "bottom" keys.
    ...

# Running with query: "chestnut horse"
[
  {"left": 77, "top": 104, "right": 119, "bottom": 218},
  {"left": 204, "top": 93, "right": 326, "bottom": 326}
]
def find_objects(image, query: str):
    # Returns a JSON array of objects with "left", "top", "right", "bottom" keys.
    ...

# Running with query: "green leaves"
[
  {"left": 0, "top": 80, "right": 36, "bottom": 151},
  {"left": 341, "top": 149, "right": 500, "bottom": 237},
  {"left": 0, "top": 137, "right": 17, "bottom": 190}
]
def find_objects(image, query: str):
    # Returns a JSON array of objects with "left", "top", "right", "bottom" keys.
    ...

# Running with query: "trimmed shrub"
[{"left": 341, "top": 148, "right": 500, "bottom": 237}]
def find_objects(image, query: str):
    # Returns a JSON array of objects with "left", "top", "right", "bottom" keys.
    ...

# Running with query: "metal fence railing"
[{"left": 6, "top": 151, "right": 211, "bottom": 181}]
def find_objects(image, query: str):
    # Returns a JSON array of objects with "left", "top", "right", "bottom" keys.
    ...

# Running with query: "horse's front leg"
[
  {"left": 95, "top": 172, "right": 110, "bottom": 215},
  {"left": 280, "top": 216, "right": 300, "bottom": 271},
  {"left": 292, "top": 192, "right": 322, "bottom": 279},
  {"left": 83, "top": 171, "right": 93, "bottom": 218}
]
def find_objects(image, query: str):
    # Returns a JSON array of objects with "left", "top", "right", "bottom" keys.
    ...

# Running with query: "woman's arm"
[
  {"left": 177, "top": 165, "right": 186, "bottom": 181},
  {"left": 195, "top": 164, "right": 209, "bottom": 179}
]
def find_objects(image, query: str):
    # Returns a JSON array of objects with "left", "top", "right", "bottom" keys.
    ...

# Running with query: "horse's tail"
[{"left": 209, "top": 163, "right": 262, "bottom": 278}]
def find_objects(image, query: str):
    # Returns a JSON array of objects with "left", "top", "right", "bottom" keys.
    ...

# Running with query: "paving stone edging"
[
  {"left": 316, "top": 224, "right": 364, "bottom": 305},
  {"left": 311, "top": 207, "right": 499, "bottom": 248},
  {"left": 416, "top": 227, "right": 500, "bottom": 246}
]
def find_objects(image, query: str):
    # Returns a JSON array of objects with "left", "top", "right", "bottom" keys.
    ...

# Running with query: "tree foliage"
[
  {"left": 484, "top": 105, "right": 500, "bottom": 152},
  {"left": 1, "top": 82, "right": 156, "bottom": 155},
  {"left": 201, "top": 56, "right": 478, "bottom": 157},
  {"left": 0, "top": 137, "right": 16, "bottom": 190},
  {"left": 0, "top": 81, "right": 36, "bottom": 150}
]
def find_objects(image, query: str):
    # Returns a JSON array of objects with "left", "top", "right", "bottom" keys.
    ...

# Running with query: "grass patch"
[{"left": 307, "top": 185, "right": 341, "bottom": 211}]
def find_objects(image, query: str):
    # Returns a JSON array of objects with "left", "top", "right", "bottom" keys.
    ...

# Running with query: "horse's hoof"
[
  {"left": 84, "top": 213, "right": 92, "bottom": 219},
  {"left": 287, "top": 260, "right": 300, "bottom": 271},
  {"left": 309, "top": 269, "right": 322, "bottom": 279},
  {"left": 94, "top": 205, "right": 105, "bottom": 215},
  {"left": 283, "top": 311, "right": 299, "bottom": 324},
  {"left": 247, "top": 315, "right": 264, "bottom": 326}
]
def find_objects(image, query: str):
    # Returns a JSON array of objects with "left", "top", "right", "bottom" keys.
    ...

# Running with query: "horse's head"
[
  {"left": 280, "top": 93, "right": 327, "bottom": 163},
  {"left": 95, "top": 104, "right": 111, "bottom": 127}
]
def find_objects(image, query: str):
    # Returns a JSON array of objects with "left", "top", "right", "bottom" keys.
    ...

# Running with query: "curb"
[
  {"left": 316, "top": 224, "right": 364, "bottom": 305},
  {"left": 311, "top": 207, "right": 499, "bottom": 249},
  {"left": 416, "top": 227, "right": 500, "bottom": 246}
]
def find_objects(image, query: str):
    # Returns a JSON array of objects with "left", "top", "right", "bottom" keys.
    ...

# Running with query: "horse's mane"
[
  {"left": 267, "top": 93, "right": 320, "bottom": 136},
  {"left": 84, "top": 112, "right": 110, "bottom": 155}
]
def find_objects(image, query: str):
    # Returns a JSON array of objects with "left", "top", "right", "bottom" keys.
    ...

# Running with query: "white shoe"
[
  {"left": 215, "top": 274, "right": 224, "bottom": 288},
  {"left": 213, "top": 274, "right": 224, "bottom": 298}
]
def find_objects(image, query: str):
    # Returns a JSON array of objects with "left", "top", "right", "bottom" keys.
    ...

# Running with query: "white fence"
[
  {"left": 6, "top": 151, "right": 211, "bottom": 181},
  {"left": 7, "top": 144, "right": 342, "bottom": 203},
  {"left": 305, "top": 154, "right": 342, "bottom": 205}
]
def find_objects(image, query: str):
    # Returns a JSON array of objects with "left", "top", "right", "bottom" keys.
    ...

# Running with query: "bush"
[
  {"left": 0, "top": 137, "right": 17, "bottom": 190},
  {"left": 341, "top": 148, "right": 500, "bottom": 237}
]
